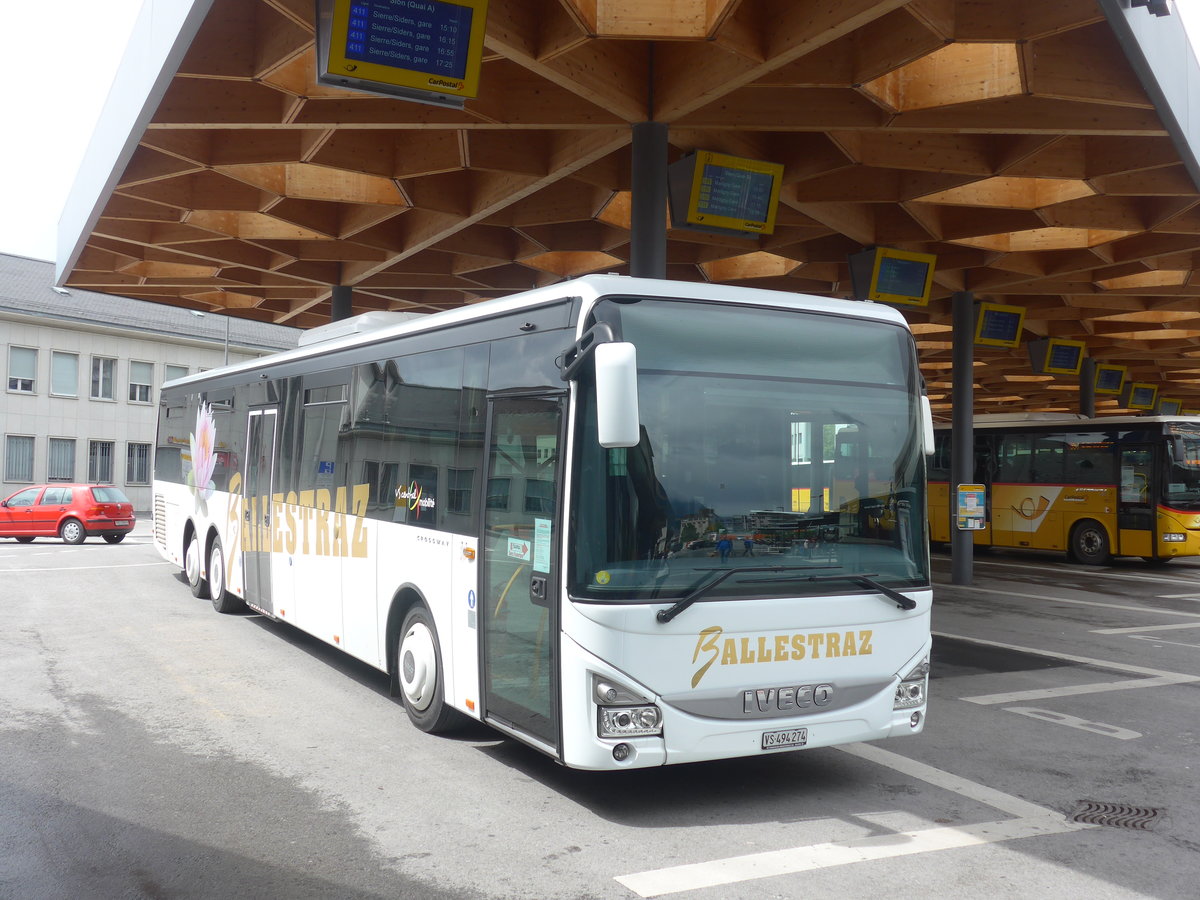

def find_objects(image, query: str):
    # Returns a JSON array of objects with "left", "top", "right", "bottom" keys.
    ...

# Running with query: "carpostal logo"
[
  {"left": 691, "top": 625, "right": 874, "bottom": 688},
  {"left": 396, "top": 482, "right": 436, "bottom": 519},
  {"left": 428, "top": 76, "right": 464, "bottom": 91}
]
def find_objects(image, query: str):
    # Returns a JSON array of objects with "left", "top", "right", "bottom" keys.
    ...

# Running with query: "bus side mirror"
[
  {"left": 920, "top": 396, "right": 935, "bottom": 456},
  {"left": 595, "top": 342, "right": 640, "bottom": 448}
]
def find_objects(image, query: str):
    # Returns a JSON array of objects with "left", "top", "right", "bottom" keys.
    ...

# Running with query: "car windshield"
[
  {"left": 570, "top": 296, "right": 929, "bottom": 603},
  {"left": 91, "top": 487, "right": 131, "bottom": 504}
]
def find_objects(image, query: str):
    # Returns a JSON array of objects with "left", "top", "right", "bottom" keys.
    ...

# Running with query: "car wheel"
[
  {"left": 208, "top": 537, "right": 244, "bottom": 614},
  {"left": 1070, "top": 519, "right": 1110, "bottom": 565},
  {"left": 396, "top": 606, "right": 463, "bottom": 734},
  {"left": 103, "top": 534, "right": 125, "bottom": 544},
  {"left": 15, "top": 536, "right": 35, "bottom": 544},
  {"left": 60, "top": 518, "right": 86, "bottom": 545},
  {"left": 186, "top": 532, "right": 209, "bottom": 599}
]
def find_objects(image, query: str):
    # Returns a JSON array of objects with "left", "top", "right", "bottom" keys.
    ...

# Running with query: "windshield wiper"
[
  {"left": 738, "top": 571, "right": 918, "bottom": 611},
  {"left": 655, "top": 565, "right": 837, "bottom": 624}
]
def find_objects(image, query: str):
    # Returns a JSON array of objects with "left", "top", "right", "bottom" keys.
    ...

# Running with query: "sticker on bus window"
[
  {"left": 533, "top": 518, "right": 552, "bottom": 573},
  {"left": 507, "top": 538, "right": 531, "bottom": 561}
]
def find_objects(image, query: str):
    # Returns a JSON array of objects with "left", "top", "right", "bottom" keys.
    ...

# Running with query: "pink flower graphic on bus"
[{"left": 188, "top": 401, "right": 218, "bottom": 502}]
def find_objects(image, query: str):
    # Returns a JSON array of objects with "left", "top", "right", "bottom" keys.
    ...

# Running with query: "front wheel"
[
  {"left": 1070, "top": 520, "right": 1110, "bottom": 565},
  {"left": 396, "top": 606, "right": 463, "bottom": 734},
  {"left": 15, "top": 536, "right": 35, "bottom": 544},
  {"left": 103, "top": 534, "right": 125, "bottom": 544},
  {"left": 208, "top": 537, "right": 244, "bottom": 613},
  {"left": 60, "top": 518, "right": 86, "bottom": 545}
]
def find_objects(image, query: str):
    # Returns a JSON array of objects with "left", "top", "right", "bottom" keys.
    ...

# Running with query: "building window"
[
  {"left": 91, "top": 357, "right": 116, "bottom": 400},
  {"left": 88, "top": 440, "right": 115, "bottom": 483},
  {"left": 48, "top": 438, "right": 76, "bottom": 481},
  {"left": 5, "top": 435, "right": 35, "bottom": 481},
  {"left": 8, "top": 347, "right": 36, "bottom": 393},
  {"left": 128, "top": 361, "right": 154, "bottom": 403},
  {"left": 165, "top": 364, "right": 188, "bottom": 383},
  {"left": 51, "top": 351, "right": 79, "bottom": 397},
  {"left": 126, "top": 442, "right": 151, "bottom": 485},
  {"left": 448, "top": 468, "right": 473, "bottom": 514}
]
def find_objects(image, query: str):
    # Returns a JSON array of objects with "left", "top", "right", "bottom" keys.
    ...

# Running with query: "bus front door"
[
  {"left": 480, "top": 395, "right": 564, "bottom": 753},
  {"left": 243, "top": 407, "right": 278, "bottom": 616},
  {"left": 1118, "top": 446, "right": 1155, "bottom": 557}
]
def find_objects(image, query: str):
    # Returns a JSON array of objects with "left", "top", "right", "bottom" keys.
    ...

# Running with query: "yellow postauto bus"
[{"left": 930, "top": 414, "right": 1200, "bottom": 564}]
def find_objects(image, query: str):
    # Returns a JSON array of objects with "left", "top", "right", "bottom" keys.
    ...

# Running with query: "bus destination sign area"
[{"left": 345, "top": 0, "right": 473, "bottom": 81}]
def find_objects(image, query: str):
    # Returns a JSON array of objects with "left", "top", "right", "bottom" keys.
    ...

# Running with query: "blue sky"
[{"left": 0, "top": 1, "right": 1197, "bottom": 266}]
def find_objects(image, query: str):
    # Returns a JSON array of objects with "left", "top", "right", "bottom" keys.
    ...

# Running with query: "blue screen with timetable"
[{"left": 346, "top": 0, "right": 473, "bottom": 80}]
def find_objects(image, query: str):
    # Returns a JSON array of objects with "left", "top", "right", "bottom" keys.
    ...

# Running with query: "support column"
[
  {"left": 1080, "top": 358, "right": 1096, "bottom": 418},
  {"left": 951, "top": 291, "right": 975, "bottom": 586},
  {"left": 630, "top": 121, "right": 668, "bottom": 279},
  {"left": 331, "top": 285, "right": 352, "bottom": 322}
]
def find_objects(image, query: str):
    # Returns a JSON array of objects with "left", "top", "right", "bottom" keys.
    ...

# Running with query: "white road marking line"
[
  {"left": 1092, "top": 621, "right": 1200, "bottom": 634},
  {"left": 0, "top": 562, "right": 172, "bottom": 573},
  {"left": 935, "top": 632, "right": 1200, "bottom": 704},
  {"left": 1127, "top": 634, "right": 1200, "bottom": 650},
  {"left": 615, "top": 817, "right": 1084, "bottom": 897},
  {"left": 615, "top": 742, "right": 1088, "bottom": 898},
  {"left": 938, "top": 585, "right": 1200, "bottom": 619},
  {"left": 1155, "top": 593, "right": 1200, "bottom": 599},
  {"left": 1003, "top": 707, "right": 1141, "bottom": 740},
  {"left": 935, "top": 556, "right": 1200, "bottom": 587}
]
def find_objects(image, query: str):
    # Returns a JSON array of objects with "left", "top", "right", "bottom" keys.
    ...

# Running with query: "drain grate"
[{"left": 1069, "top": 801, "right": 1164, "bottom": 831}]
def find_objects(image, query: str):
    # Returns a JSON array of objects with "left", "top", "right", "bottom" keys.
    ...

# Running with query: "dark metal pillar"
[
  {"left": 1080, "top": 358, "right": 1096, "bottom": 418},
  {"left": 630, "top": 121, "right": 668, "bottom": 279},
  {"left": 331, "top": 285, "right": 352, "bottom": 322},
  {"left": 951, "top": 291, "right": 975, "bottom": 585}
]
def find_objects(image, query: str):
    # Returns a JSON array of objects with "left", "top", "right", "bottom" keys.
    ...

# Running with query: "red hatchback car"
[{"left": 0, "top": 484, "right": 136, "bottom": 544}]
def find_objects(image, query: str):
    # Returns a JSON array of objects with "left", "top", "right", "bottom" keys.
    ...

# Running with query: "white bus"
[{"left": 153, "top": 275, "right": 933, "bottom": 770}]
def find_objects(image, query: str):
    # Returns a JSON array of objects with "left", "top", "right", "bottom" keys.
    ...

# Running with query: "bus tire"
[
  {"left": 186, "top": 532, "right": 209, "bottom": 599},
  {"left": 397, "top": 605, "right": 462, "bottom": 734},
  {"left": 208, "top": 536, "right": 244, "bottom": 614},
  {"left": 1070, "top": 520, "right": 1110, "bottom": 565}
]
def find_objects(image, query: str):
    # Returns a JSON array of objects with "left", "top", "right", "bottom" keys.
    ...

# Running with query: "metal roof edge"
[
  {"left": 1100, "top": 0, "right": 1200, "bottom": 192},
  {"left": 54, "top": 0, "right": 217, "bottom": 286}
]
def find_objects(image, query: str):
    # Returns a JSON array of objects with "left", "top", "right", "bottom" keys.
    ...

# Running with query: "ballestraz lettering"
[{"left": 692, "top": 625, "right": 873, "bottom": 687}]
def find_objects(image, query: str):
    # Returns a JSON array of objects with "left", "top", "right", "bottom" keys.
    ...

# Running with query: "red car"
[{"left": 0, "top": 484, "right": 136, "bottom": 544}]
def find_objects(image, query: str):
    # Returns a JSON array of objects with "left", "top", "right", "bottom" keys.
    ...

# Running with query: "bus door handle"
[{"left": 530, "top": 574, "right": 550, "bottom": 608}]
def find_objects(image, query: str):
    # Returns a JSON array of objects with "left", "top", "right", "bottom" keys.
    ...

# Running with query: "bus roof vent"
[{"left": 297, "top": 310, "right": 425, "bottom": 347}]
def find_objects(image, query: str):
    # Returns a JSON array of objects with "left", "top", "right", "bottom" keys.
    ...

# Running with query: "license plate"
[
  {"left": 115, "top": 521, "right": 129, "bottom": 526},
  {"left": 761, "top": 727, "right": 808, "bottom": 750}
]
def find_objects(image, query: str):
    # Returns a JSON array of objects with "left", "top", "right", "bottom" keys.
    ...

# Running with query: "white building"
[{"left": 1, "top": 253, "right": 300, "bottom": 512}]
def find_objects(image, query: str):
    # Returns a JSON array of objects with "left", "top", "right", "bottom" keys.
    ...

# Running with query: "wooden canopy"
[{"left": 59, "top": 0, "right": 1200, "bottom": 417}]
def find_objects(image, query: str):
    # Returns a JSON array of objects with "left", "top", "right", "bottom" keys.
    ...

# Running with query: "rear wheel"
[
  {"left": 60, "top": 518, "right": 85, "bottom": 544},
  {"left": 186, "top": 532, "right": 209, "bottom": 598},
  {"left": 15, "top": 536, "right": 35, "bottom": 544},
  {"left": 396, "top": 606, "right": 463, "bottom": 734},
  {"left": 1070, "top": 520, "right": 1110, "bottom": 565},
  {"left": 103, "top": 534, "right": 125, "bottom": 544},
  {"left": 208, "top": 537, "right": 244, "bottom": 613}
]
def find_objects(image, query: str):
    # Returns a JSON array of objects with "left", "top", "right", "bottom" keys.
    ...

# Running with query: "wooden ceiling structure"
[{"left": 58, "top": 0, "right": 1200, "bottom": 418}]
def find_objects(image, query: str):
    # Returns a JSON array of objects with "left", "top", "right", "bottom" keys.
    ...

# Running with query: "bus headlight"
[
  {"left": 894, "top": 656, "right": 929, "bottom": 710},
  {"left": 593, "top": 673, "right": 662, "bottom": 738},
  {"left": 599, "top": 705, "right": 662, "bottom": 738}
]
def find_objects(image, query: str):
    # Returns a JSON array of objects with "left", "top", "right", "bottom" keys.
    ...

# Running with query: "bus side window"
[
  {"left": 1031, "top": 436, "right": 1065, "bottom": 485},
  {"left": 997, "top": 435, "right": 1031, "bottom": 483}
]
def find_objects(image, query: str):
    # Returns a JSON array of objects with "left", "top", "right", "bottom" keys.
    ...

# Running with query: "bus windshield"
[
  {"left": 570, "top": 297, "right": 929, "bottom": 603},
  {"left": 1165, "top": 424, "right": 1200, "bottom": 510}
]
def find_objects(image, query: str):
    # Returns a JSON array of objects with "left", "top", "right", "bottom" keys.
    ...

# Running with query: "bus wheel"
[
  {"left": 397, "top": 606, "right": 461, "bottom": 734},
  {"left": 208, "top": 537, "right": 244, "bottom": 614},
  {"left": 1070, "top": 520, "right": 1110, "bottom": 565},
  {"left": 186, "top": 533, "right": 209, "bottom": 599}
]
